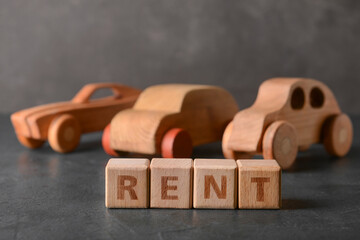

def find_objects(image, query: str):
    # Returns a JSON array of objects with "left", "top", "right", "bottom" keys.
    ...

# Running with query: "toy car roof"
[
  {"left": 250, "top": 78, "right": 339, "bottom": 111},
  {"left": 133, "top": 84, "right": 232, "bottom": 113}
]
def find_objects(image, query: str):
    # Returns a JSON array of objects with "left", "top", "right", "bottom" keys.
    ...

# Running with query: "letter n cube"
[
  {"left": 194, "top": 159, "right": 237, "bottom": 209},
  {"left": 237, "top": 160, "right": 281, "bottom": 209},
  {"left": 105, "top": 158, "right": 150, "bottom": 208}
]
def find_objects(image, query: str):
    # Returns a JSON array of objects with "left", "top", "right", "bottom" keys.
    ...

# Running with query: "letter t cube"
[
  {"left": 237, "top": 160, "right": 281, "bottom": 209},
  {"left": 105, "top": 158, "right": 150, "bottom": 208}
]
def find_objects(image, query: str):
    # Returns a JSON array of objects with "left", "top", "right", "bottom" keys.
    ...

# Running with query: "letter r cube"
[
  {"left": 237, "top": 160, "right": 281, "bottom": 209},
  {"left": 105, "top": 158, "right": 150, "bottom": 208}
]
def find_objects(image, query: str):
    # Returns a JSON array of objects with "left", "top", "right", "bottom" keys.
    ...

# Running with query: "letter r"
[{"left": 117, "top": 175, "right": 138, "bottom": 200}]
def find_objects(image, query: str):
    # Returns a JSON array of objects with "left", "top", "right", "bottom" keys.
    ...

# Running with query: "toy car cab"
[
  {"left": 102, "top": 84, "right": 239, "bottom": 158},
  {"left": 222, "top": 78, "right": 353, "bottom": 169},
  {"left": 11, "top": 83, "right": 141, "bottom": 153}
]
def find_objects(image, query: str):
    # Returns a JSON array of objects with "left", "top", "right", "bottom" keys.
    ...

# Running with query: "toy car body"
[
  {"left": 11, "top": 83, "right": 141, "bottom": 153},
  {"left": 222, "top": 78, "right": 353, "bottom": 169},
  {"left": 102, "top": 84, "right": 239, "bottom": 158}
]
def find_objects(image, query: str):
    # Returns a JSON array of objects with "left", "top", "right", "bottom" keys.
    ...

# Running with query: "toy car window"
[
  {"left": 89, "top": 89, "right": 116, "bottom": 101},
  {"left": 310, "top": 87, "right": 325, "bottom": 108},
  {"left": 291, "top": 87, "right": 305, "bottom": 110}
]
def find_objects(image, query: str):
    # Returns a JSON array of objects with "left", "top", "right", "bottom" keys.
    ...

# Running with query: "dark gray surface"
[
  {"left": 0, "top": 0, "right": 360, "bottom": 114},
  {"left": 0, "top": 114, "right": 359, "bottom": 239}
]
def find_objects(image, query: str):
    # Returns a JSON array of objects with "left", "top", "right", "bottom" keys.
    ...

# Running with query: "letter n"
[{"left": 204, "top": 175, "right": 227, "bottom": 199}]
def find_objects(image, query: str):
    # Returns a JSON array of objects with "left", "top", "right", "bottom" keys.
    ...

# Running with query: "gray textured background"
[{"left": 0, "top": 0, "right": 359, "bottom": 114}]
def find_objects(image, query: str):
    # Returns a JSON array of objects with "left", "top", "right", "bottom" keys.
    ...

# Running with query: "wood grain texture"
[
  {"left": 105, "top": 158, "right": 150, "bottom": 208},
  {"left": 193, "top": 159, "right": 237, "bottom": 209},
  {"left": 223, "top": 78, "right": 352, "bottom": 169},
  {"left": 109, "top": 84, "right": 238, "bottom": 156},
  {"left": 237, "top": 160, "right": 281, "bottom": 209},
  {"left": 11, "top": 83, "right": 140, "bottom": 153},
  {"left": 150, "top": 158, "right": 193, "bottom": 209}
]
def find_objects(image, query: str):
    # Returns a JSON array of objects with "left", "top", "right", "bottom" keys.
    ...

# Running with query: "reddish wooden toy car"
[{"left": 11, "top": 83, "right": 141, "bottom": 153}]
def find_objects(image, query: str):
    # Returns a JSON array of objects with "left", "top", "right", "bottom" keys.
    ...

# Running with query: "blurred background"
[{"left": 0, "top": 0, "right": 359, "bottom": 114}]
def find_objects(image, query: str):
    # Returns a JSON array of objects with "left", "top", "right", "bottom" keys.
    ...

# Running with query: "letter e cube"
[{"left": 150, "top": 158, "right": 193, "bottom": 209}]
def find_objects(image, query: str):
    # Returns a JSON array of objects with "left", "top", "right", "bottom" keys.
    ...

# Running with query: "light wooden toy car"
[
  {"left": 11, "top": 83, "right": 141, "bottom": 153},
  {"left": 102, "top": 84, "right": 239, "bottom": 158},
  {"left": 222, "top": 78, "right": 353, "bottom": 170}
]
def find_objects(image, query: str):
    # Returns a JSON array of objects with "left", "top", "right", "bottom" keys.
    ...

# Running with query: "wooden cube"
[
  {"left": 193, "top": 159, "right": 237, "bottom": 209},
  {"left": 105, "top": 158, "right": 150, "bottom": 208},
  {"left": 150, "top": 158, "right": 193, "bottom": 209},
  {"left": 237, "top": 160, "right": 281, "bottom": 209}
]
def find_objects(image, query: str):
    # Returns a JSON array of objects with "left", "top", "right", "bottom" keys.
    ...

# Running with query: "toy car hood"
[{"left": 11, "top": 101, "right": 72, "bottom": 139}]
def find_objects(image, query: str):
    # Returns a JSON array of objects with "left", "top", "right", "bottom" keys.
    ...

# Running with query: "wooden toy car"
[
  {"left": 11, "top": 83, "right": 141, "bottom": 153},
  {"left": 102, "top": 84, "right": 239, "bottom": 158},
  {"left": 222, "top": 78, "right": 353, "bottom": 170}
]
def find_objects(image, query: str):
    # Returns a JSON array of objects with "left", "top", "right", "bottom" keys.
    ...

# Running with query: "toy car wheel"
[
  {"left": 323, "top": 113, "right": 353, "bottom": 157},
  {"left": 263, "top": 121, "right": 298, "bottom": 170},
  {"left": 17, "top": 135, "right": 45, "bottom": 149},
  {"left": 48, "top": 114, "right": 81, "bottom": 153},
  {"left": 102, "top": 124, "right": 120, "bottom": 157},
  {"left": 161, "top": 128, "right": 193, "bottom": 158}
]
